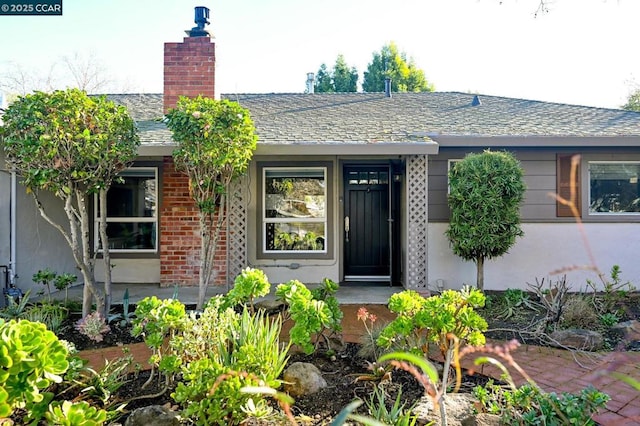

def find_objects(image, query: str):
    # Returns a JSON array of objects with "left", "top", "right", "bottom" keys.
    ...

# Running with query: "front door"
[{"left": 343, "top": 165, "right": 391, "bottom": 280}]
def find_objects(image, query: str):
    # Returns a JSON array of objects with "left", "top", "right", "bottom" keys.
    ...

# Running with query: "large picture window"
[
  {"left": 262, "top": 167, "right": 327, "bottom": 255},
  {"left": 95, "top": 167, "right": 158, "bottom": 252},
  {"left": 589, "top": 162, "right": 640, "bottom": 214}
]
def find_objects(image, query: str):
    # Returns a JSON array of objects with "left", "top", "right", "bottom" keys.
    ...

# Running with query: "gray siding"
[{"left": 430, "top": 147, "right": 640, "bottom": 223}]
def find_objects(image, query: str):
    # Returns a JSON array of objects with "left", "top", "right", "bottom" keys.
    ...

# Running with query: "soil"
[{"left": 47, "top": 291, "right": 640, "bottom": 425}]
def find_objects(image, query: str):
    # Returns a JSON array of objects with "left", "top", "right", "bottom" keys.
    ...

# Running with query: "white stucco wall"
[
  {"left": 94, "top": 259, "right": 160, "bottom": 284},
  {"left": 428, "top": 222, "right": 640, "bottom": 292}
]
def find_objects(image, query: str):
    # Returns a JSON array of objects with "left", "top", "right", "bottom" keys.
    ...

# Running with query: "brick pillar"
[
  {"left": 163, "top": 36, "right": 215, "bottom": 113},
  {"left": 159, "top": 157, "right": 226, "bottom": 287}
]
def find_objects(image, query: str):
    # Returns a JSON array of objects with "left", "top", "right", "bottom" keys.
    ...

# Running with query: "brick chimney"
[{"left": 163, "top": 6, "right": 215, "bottom": 113}]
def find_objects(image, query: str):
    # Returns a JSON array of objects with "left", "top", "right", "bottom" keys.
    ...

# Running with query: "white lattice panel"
[
  {"left": 406, "top": 155, "right": 428, "bottom": 291},
  {"left": 226, "top": 176, "right": 248, "bottom": 285}
]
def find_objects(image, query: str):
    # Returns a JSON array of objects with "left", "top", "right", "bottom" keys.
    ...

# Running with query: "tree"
[
  {"left": 622, "top": 89, "right": 640, "bottom": 112},
  {"left": 165, "top": 96, "right": 258, "bottom": 310},
  {"left": 314, "top": 63, "right": 333, "bottom": 93},
  {"left": 446, "top": 150, "right": 526, "bottom": 291},
  {"left": 314, "top": 55, "right": 358, "bottom": 93},
  {"left": 1, "top": 88, "right": 139, "bottom": 316},
  {"left": 362, "top": 42, "right": 434, "bottom": 93}
]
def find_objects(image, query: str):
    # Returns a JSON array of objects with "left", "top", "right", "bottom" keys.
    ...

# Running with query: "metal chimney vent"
[
  {"left": 186, "top": 6, "right": 210, "bottom": 37},
  {"left": 384, "top": 78, "right": 392, "bottom": 98},
  {"left": 306, "top": 72, "right": 315, "bottom": 94},
  {"left": 471, "top": 95, "right": 482, "bottom": 106}
]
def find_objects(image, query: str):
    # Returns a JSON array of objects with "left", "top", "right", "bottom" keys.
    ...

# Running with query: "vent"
[
  {"left": 186, "top": 6, "right": 210, "bottom": 37},
  {"left": 471, "top": 95, "right": 482, "bottom": 106}
]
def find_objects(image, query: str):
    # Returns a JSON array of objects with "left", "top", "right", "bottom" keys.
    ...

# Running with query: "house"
[{"left": 3, "top": 9, "right": 640, "bottom": 298}]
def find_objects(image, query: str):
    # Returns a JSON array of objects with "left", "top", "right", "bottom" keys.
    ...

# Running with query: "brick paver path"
[{"left": 339, "top": 305, "right": 640, "bottom": 426}]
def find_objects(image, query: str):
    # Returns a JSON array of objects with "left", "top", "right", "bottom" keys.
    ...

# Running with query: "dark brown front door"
[{"left": 344, "top": 165, "right": 390, "bottom": 280}]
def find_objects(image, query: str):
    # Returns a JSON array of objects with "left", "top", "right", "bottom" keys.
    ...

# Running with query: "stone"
[
  {"left": 254, "top": 298, "right": 285, "bottom": 313},
  {"left": 413, "top": 393, "right": 478, "bottom": 426},
  {"left": 283, "top": 361, "right": 327, "bottom": 397},
  {"left": 550, "top": 328, "right": 604, "bottom": 351},
  {"left": 124, "top": 405, "right": 181, "bottom": 426},
  {"left": 613, "top": 320, "right": 640, "bottom": 342}
]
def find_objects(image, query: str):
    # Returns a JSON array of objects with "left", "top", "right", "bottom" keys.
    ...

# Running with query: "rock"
[
  {"left": 124, "top": 405, "right": 180, "bottom": 426},
  {"left": 414, "top": 393, "right": 492, "bottom": 426},
  {"left": 613, "top": 320, "right": 640, "bottom": 342},
  {"left": 254, "top": 298, "right": 285, "bottom": 313},
  {"left": 283, "top": 362, "right": 327, "bottom": 397},
  {"left": 550, "top": 329, "right": 604, "bottom": 351}
]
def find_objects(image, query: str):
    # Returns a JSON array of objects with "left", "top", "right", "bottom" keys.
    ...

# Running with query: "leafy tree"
[
  {"left": 314, "top": 54, "right": 358, "bottom": 93},
  {"left": 332, "top": 54, "right": 358, "bottom": 92},
  {"left": 314, "top": 64, "right": 333, "bottom": 93},
  {"left": 622, "top": 89, "right": 640, "bottom": 111},
  {"left": 1, "top": 88, "right": 139, "bottom": 317},
  {"left": 165, "top": 96, "right": 258, "bottom": 310},
  {"left": 446, "top": 150, "right": 526, "bottom": 291},
  {"left": 362, "top": 42, "right": 434, "bottom": 93}
]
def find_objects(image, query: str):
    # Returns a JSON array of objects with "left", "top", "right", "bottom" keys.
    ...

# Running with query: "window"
[
  {"left": 95, "top": 167, "right": 158, "bottom": 252},
  {"left": 261, "top": 166, "right": 328, "bottom": 256},
  {"left": 589, "top": 162, "right": 640, "bottom": 214}
]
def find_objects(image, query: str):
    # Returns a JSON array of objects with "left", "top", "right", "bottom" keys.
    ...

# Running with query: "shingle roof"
[{"left": 106, "top": 92, "right": 640, "bottom": 146}]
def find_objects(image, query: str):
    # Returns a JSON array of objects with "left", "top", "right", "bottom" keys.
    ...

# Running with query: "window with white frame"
[
  {"left": 262, "top": 166, "right": 327, "bottom": 254},
  {"left": 95, "top": 167, "right": 158, "bottom": 252},
  {"left": 589, "top": 162, "right": 640, "bottom": 214}
]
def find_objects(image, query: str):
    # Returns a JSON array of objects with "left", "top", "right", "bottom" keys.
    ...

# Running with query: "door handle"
[{"left": 344, "top": 216, "right": 350, "bottom": 243}]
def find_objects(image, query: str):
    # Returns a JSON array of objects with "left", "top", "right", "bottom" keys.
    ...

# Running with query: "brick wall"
[
  {"left": 163, "top": 36, "right": 215, "bottom": 113},
  {"left": 160, "top": 157, "right": 227, "bottom": 287},
  {"left": 160, "top": 35, "right": 225, "bottom": 287}
]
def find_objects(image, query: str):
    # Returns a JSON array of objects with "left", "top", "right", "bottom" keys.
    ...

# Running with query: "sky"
[{"left": 1, "top": 0, "right": 639, "bottom": 109}]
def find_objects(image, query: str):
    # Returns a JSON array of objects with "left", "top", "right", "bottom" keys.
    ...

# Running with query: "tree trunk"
[
  {"left": 77, "top": 189, "right": 104, "bottom": 317},
  {"left": 476, "top": 256, "right": 484, "bottom": 291},
  {"left": 98, "top": 189, "right": 112, "bottom": 316}
]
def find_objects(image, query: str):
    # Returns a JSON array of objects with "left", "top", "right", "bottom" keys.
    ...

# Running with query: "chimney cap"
[{"left": 186, "top": 6, "right": 210, "bottom": 37}]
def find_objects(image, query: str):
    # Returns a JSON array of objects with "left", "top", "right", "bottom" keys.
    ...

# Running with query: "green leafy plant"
[
  {"left": 473, "top": 381, "right": 609, "bottom": 425},
  {"left": 44, "top": 400, "right": 107, "bottom": 426},
  {"left": 599, "top": 311, "right": 620, "bottom": 328},
  {"left": 0, "top": 289, "right": 32, "bottom": 320},
  {"left": 0, "top": 319, "right": 70, "bottom": 422},
  {"left": 108, "top": 288, "right": 135, "bottom": 327},
  {"left": 54, "top": 273, "right": 77, "bottom": 303},
  {"left": 75, "top": 311, "right": 111, "bottom": 343},
  {"left": 364, "top": 387, "right": 418, "bottom": 426},
  {"left": 73, "top": 355, "right": 132, "bottom": 408},
  {"left": 22, "top": 302, "right": 68, "bottom": 334},
  {"left": 377, "top": 287, "right": 487, "bottom": 425},
  {"left": 170, "top": 302, "right": 289, "bottom": 425},
  {"left": 1, "top": 88, "right": 140, "bottom": 317},
  {"left": 131, "top": 296, "right": 186, "bottom": 388},
  {"left": 223, "top": 267, "right": 271, "bottom": 312},
  {"left": 496, "top": 289, "right": 540, "bottom": 320},
  {"left": 273, "top": 231, "right": 323, "bottom": 251},
  {"left": 165, "top": 96, "right": 258, "bottom": 310},
  {"left": 276, "top": 278, "right": 343, "bottom": 354},
  {"left": 446, "top": 150, "right": 526, "bottom": 290},
  {"left": 587, "top": 265, "right": 636, "bottom": 314},
  {"left": 33, "top": 268, "right": 57, "bottom": 301}
]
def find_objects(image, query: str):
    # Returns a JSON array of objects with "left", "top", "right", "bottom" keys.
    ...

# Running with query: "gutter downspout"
[{"left": 9, "top": 170, "right": 16, "bottom": 285}]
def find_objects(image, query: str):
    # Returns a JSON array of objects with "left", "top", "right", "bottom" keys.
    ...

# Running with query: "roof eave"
[
  {"left": 255, "top": 141, "right": 439, "bottom": 156},
  {"left": 429, "top": 135, "right": 640, "bottom": 147}
]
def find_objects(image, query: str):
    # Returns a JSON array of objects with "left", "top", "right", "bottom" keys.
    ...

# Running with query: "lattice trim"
[
  {"left": 226, "top": 176, "right": 248, "bottom": 285},
  {"left": 406, "top": 155, "right": 428, "bottom": 290}
]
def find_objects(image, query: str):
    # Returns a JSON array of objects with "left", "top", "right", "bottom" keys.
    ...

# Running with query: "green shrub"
[
  {"left": 131, "top": 296, "right": 186, "bottom": 387},
  {"left": 171, "top": 302, "right": 289, "bottom": 425},
  {"left": 45, "top": 400, "right": 107, "bottom": 425},
  {"left": 22, "top": 303, "right": 68, "bottom": 334},
  {"left": 275, "top": 278, "right": 343, "bottom": 354},
  {"left": 474, "top": 381, "right": 609, "bottom": 425},
  {"left": 0, "top": 319, "right": 70, "bottom": 422},
  {"left": 223, "top": 267, "right": 271, "bottom": 312}
]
